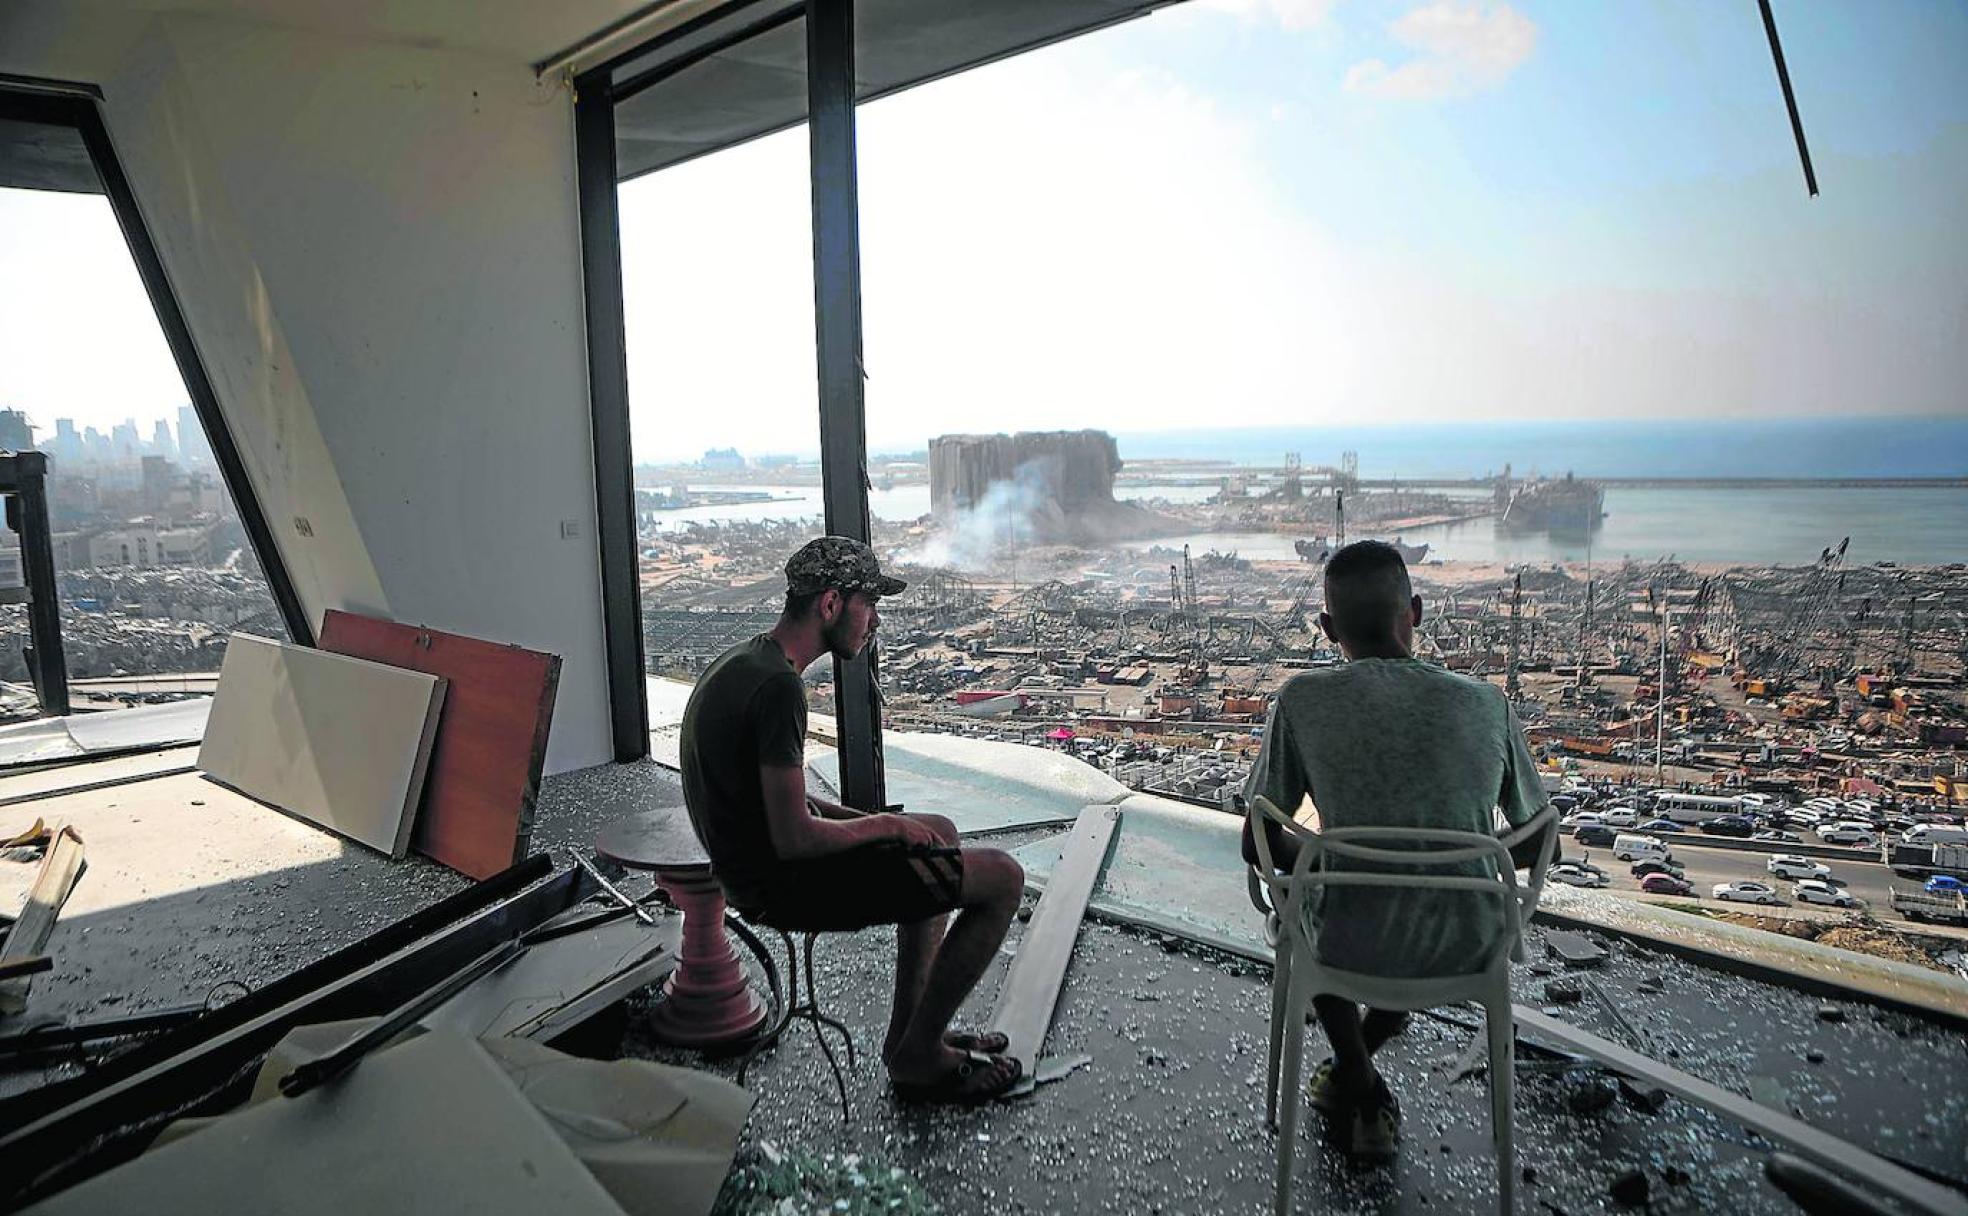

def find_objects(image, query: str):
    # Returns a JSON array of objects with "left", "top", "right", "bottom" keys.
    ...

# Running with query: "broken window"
[{"left": 0, "top": 89, "right": 297, "bottom": 735}]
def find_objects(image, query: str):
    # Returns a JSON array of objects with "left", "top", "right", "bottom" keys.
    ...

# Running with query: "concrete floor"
[
  {"left": 0, "top": 753, "right": 688, "bottom": 1097},
  {"left": 616, "top": 861, "right": 1968, "bottom": 1215},
  {"left": 4, "top": 753, "right": 1964, "bottom": 1214}
]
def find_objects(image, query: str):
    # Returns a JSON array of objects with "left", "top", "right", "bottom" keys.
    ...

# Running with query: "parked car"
[
  {"left": 1549, "top": 862, "right": 1611, "bottom": 889},
  {"left": 1573, "top": 825, "right": 1619, "bottom": 847},
  {"left": 1713, "top": 881, "right": 1786, "bottom": 906},
  {"left": 1752, "top": 829, "right": 1803, "bottom": 844},
  {"left": 1767, "top": 855, "right": 1832, "bottom": 882},
  {"left": 1925, "top": 875, "right": 1967, "bottom": 895},
  {"left": 1631, "top": 859, "right": 1686, "bottom": 879},
  {"left": 1639, "top": 873, "right": 1695, "bottom": 896},
  {"left": 1638, "top": 818, "right": 1682, "bottom": 834},
  {"left": 1701, "top": 816, "right": 1757, "bottom": 838},
  {"left": 1794, "top": 880, "right": 1859, "bottom": 908},
  {"left": 1818, "top": 823, "right": 1879, "bottom": 848}
]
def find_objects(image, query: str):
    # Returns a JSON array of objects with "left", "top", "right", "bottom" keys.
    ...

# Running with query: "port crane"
[{"left": 1734, "top": 537, "right": 1849, "bottom": 694}]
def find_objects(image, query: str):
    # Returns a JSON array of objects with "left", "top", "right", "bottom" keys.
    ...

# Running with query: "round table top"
[{"left": 594, "top": 808, "right": 711, "bottom": 872}]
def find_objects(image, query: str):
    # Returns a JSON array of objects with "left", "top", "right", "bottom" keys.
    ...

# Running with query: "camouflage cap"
[{"left": 785, "top": 536, "right": 907, "bottom": 598}]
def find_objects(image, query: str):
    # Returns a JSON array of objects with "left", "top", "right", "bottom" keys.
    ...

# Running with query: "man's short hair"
[
  {"left": 783, "top": 587, "right": 825, "bottom": 620},
  {"left": 1323, "top": 540, "right": 1412, "bottom": 641}
]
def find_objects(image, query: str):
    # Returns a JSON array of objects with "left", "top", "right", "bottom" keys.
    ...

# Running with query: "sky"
[{"left": 2, "top": 0, "right": 1963, "bottom": 464}]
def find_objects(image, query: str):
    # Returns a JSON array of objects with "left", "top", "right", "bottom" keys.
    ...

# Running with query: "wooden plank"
[
  {"left": 1514, "top": 1005, "right": 1968, "bottom": 1216},
  {"left": 197, "top": 634, "right": 446, "bottom": 858},
  {"left": 319, "top": 611, "right": 560, "bottom": 879},
  {"left": 988, "top": 805, "right": 1120, "bottom": 1088},
  {"left": 0, "top": 825, "right": 85, "bottom": 1013}
]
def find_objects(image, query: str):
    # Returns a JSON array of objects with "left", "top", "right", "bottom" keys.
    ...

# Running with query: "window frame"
[{"left": 0, "top": 79, "right": 314, "bottom": 647}]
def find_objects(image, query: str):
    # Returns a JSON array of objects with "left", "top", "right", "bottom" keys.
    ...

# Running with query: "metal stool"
[{"left": 734, "top": 922, "right": 857, "bottom": 1120}]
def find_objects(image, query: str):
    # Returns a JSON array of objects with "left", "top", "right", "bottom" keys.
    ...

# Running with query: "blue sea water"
[
  {"left": 1112, "top": 416, "right": 1968, "bottom": 480},
  {"left": 656, "top": 419, "right": 1968, "bottom": 565}
]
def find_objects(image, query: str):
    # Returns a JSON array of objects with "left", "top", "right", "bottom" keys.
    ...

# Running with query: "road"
[{"left": 1565, "top": 839, "right": 1968, "bottom": 941}]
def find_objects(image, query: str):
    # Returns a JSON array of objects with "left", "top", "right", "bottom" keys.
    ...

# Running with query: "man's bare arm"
[
  {"left": 760, "top": 764, "right": 937, "bottom": 859},
  {"left": 805, "top": 792, "right": 868, "bottom": 821}
]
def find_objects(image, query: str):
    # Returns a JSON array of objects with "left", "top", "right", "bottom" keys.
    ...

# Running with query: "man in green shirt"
[
  {"left": 1242, "top": 540, "right": 1550, "bottom": 1156},
  {"left": 681, "top": 536, "right": 1025, "bottom": 1102}
]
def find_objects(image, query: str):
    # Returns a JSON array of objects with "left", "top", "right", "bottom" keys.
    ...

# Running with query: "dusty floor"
[
  {"left": 614, "top": 862, "right": 1968, "bottom": 1215},
  {"left": 5, "top": 755, "right": 1965, "bottom": 1215}
]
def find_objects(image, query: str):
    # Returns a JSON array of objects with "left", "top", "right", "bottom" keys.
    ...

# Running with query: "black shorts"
[{"left": 742, "top": 840, "right": 967, "bottom": 931}]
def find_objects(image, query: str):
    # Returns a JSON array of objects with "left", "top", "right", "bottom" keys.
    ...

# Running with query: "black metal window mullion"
[{"left": 574, "top": 74, "right": 652, "bottom": 762}]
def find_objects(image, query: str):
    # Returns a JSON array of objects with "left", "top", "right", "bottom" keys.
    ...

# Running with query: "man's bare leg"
[
  {"left": 1313, "top": 997, "right": 1406, "bottom": 1093},
  {"left": 887, "top": 848, "right": 1023, "bottom": 1089},
  {"left": 885, "top": 914, "right": 947, "bottom": 1062},
  {"left": 883, "top": 812, "right": 959, "bottom": 1063}
]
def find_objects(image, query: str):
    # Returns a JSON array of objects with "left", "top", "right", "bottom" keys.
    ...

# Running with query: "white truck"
[{"left": 1890, "top": 886, "right": 1968, "bottom": 926}]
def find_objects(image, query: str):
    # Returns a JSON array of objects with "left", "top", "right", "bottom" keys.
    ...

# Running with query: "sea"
[{"left": 650, "top": 417, "right": 1968, "bottom": 567}]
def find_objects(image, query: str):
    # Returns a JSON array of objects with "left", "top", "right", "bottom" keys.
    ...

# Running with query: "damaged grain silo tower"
[{"left": 928, "top": 430, "right": 1170, "bottom": 545}]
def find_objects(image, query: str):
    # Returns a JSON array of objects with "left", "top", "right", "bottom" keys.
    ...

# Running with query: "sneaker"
[
  {"left": 1349, "top": 1074, "right": 1401, "bottom": 1158},
  {"left": 1305, "top": 1057, "right": 1342, "bottom": 1114}
]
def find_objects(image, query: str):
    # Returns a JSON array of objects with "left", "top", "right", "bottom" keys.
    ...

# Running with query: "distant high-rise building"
[
  {"left": 111, "top": 419, "right": 140, "bottom": 462},
  {"left": 177, "top": 406, "right": 215, "bottom": 469},
  {"left": 141, "top": 455, "right": 176, "bottom": 512},
  {"left": 0, "top": 409, "right": 33, "bottom": 452},
  {"left": 150, "top": 419, "right": 178, "bottom": 460},
  {"left": 52, "top": 418, "right": 81, "bottom": 464}
]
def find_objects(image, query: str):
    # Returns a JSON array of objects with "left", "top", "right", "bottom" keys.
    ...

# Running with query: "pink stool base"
[{"left": 646, "top": 866, "right": 766, "bottom": 1047}]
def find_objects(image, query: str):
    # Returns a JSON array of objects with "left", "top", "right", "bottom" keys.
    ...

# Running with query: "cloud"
[
  {"left": 1345, "top": 1, "right": 1537, "bottom": 100},
  {"left": 1194, "top": 0, "right": 1339, "bottom": 32}
]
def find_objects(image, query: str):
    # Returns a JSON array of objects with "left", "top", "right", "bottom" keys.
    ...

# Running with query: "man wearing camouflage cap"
[{"left": 680, "top": 536, "right": 1026, "bottom": 1102}]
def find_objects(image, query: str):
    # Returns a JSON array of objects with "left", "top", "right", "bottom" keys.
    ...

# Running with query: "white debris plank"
[
  {"left": 1514, "top": 1005, "right": 1968, "bottom": 1216},
  {"left": 197, "top": 634, "right": 446, "bottom": 858},
  {"left": 989, "top": 805, "right": 1120, "bottom": 1083},
  {"left": 0, "top": 825, "right": 85, "bottom": 1012}
]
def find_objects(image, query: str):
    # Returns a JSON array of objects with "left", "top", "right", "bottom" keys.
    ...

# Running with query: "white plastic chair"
[{"left": 1248, "top": 795, "right": 1558, "bottom": 1216}]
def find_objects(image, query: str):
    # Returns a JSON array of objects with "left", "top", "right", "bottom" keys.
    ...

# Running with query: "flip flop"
[
  {"left": 945, "top": 1029, "right": 1009, "bottom": 1054},
  {"left": 892, "top": 1050, "right": 1024, "bottom": 1105}
]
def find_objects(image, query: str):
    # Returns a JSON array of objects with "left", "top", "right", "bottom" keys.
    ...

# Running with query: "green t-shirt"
[
  {"left": 1244, "top": 657, "right": 1547, "bottom": 978},
  {"left": 680, "top": 635, "right": 808, "bottom": 911}
]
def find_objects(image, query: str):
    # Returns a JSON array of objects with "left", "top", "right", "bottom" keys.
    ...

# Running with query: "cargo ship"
[{"left": 1499, "top": 473, "right": 1605, "bottom": 533}]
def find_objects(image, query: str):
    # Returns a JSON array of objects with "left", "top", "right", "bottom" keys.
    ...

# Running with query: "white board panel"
[{"left": 197, "top": 634, "right": 445, "bottom": 857}]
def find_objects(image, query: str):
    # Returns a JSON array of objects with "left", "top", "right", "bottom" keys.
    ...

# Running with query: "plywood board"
[
  {"left": 197, "top": 634, "right": 446, "bottom": 858},
  {"left": 989, "top": 805, "right": 1119, "bottom": 1089},
  {"left": 320, "top": 611, "right": 560, "bottom": 879},
  {"left": 23, "top": 1030, "right": 627, "bottom": 1216}
]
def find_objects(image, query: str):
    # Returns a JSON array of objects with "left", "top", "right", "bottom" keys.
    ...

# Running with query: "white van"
[
  {"left": 1902, "top": 824, "right": 1968, "bottom": 847},
  {"left": 1613, "top": 834, "right": 1672, "bottom": 863}
]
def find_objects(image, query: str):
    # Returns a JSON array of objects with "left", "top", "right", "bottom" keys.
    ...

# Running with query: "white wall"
[{"left": 2, "top": 2, "right": 616, "bottom": 773}]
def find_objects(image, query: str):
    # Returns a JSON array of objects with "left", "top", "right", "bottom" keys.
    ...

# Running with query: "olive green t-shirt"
[
  {"left": 1243, "top": 657, "right": 1547, "bottom": 978},
  {"left": 680, "top": 635, "right": 808, "bottom": 911}
]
